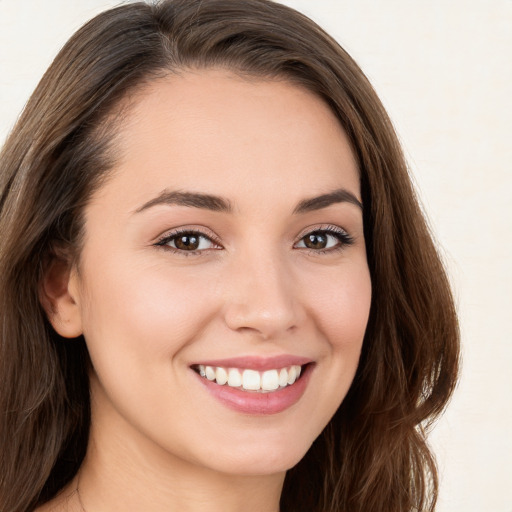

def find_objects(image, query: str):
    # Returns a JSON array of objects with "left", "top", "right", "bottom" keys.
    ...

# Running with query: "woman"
[{"left": 0, "top": 1, "right": 459, "bottom": 511}]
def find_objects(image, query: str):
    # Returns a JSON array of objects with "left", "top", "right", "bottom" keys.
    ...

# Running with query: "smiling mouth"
[{"left": 192, "top": 364, "right": 306, "bottom": 393}]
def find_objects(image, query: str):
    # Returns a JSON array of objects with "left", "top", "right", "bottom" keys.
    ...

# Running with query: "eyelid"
[
  {"left": 294, "top": 223, "right": 350, "bottom": 240},
  {"left": 152, "top": 223, "right": 354, "bottom": 255},
  {"left": 154, "top": 226, "right": 223, "bottom": 251},
  {"left": 293, "top": 224, "right": 354, "bottom": 252}
]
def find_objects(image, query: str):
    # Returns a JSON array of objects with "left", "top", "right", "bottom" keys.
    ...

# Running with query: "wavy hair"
[{"left": 0, "top": 1, "right": 459, "bottom": 511}]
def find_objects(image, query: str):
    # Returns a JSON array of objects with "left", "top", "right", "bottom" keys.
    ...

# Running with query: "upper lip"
[{"left": 190, "top": 355, "right": 313, "bottom": 371}]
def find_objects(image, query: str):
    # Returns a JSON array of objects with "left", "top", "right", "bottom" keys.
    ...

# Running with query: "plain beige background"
[{"left": 1, "top": 1, "right": 511, "bottom": 510}]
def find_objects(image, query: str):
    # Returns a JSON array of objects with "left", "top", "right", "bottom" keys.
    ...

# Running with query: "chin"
[{"left": 200, "top": 435, "right": 313, "bottom": 476}]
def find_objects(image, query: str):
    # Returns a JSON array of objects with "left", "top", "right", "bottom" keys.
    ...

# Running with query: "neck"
[{"left": 77, "top": 453, "right": 284, "bottom": 512}]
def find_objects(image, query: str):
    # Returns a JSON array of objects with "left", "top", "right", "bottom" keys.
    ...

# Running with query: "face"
[{"left": 63, "top": 69, "right": 371, "bottom": 476}]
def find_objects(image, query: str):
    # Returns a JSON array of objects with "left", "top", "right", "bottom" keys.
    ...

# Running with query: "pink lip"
[
  {"left": 191, "top": 354, "right": 312, "bottom": 371},
  {"left": 192, "top": 361, "right": 314, "bottom": 415}
]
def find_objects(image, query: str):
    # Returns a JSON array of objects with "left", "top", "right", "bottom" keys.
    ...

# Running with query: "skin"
[{"left": 40, "top": 69, "right": 372, "bottom": 512}]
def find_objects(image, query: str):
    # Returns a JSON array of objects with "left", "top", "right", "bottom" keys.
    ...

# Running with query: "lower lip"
[{"left": 194, "top": 364, "right": 314, "bottom": 415}]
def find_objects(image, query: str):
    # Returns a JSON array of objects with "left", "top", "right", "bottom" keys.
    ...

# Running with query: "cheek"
[
  {"left": 78, "top": 257, "right": 221, "bottom": 371},
  {"left": 308, "top": 262, "right": 372, "bottom": 352},
  {"left": 285, "top": 261, "right": 371, "bottom": 443},
  {"left": 309, "top": 262, "right": 371, "bottom": 403}
]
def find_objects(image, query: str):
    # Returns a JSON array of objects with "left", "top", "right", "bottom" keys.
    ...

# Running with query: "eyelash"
[
  {"left": 154, "top": 225, "right": 354, "bottom": 256},
  {"left": 295, "top": 225, "right": 354, "bottom": 254},
  {"left": 154, "top": 227, "right": 222, "bottom": 256}
]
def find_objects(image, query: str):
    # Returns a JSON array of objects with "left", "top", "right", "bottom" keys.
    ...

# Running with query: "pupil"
[
  {"left": 305, "top": 233, "right": 327, "bottom": 249},
  {"left": 176, "top": 234, "right": 199, "bottom": 250}
]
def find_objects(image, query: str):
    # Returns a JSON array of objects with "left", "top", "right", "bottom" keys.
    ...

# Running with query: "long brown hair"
[{"left": 0, "top": 1, "right": 459, "bottom": 511}]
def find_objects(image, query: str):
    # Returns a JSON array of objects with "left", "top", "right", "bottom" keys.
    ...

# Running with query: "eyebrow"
[
  {"left": 293, "top": 188, "right": 363, "bottom": 213},
  {"left": 134, "top": 187, "right": 362, "bottom": 215},
  {"left": 134, "top": 190, "right": 233, "bottom": 214}
]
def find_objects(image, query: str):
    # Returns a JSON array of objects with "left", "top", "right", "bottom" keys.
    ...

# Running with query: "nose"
[{"left": 222, "top": 249, "right": 303, "bottom": 340}]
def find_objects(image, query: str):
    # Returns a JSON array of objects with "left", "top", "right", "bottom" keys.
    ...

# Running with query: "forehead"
[{"left": 92, "top": 69, "right": 360, "bottom": 213}]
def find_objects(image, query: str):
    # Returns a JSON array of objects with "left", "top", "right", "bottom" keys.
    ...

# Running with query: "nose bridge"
[{"left": 223, "top": 242, "right": 301, "bottom": 339}]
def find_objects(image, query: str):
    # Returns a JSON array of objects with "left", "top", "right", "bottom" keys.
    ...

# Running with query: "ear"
[{"left": 40, "top": 254, "right": 83, "bottom": 338}]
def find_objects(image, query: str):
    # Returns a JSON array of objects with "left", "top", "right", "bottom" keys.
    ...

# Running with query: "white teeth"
[
  {"left": 197, "top": 364, "right": 304, "bottom": 392},
  {"left": 287, "top": 365, "right": 297, "bottom": 385},
  {"left": 228, "top": 368, "right": 242, "bottom": 387},
  {"left": 205, "top": 366, "right": 216, "bottom": 381},
  {"left": 242, "top": 369, "right": 261, "bottom": 390},
  {"left": 278, "top": 368, "right": 289, "bottom": 387},
  {"left": 261, "top": 369, "right": 279, "bottom": 391},
  {"left": 215, "top": 367, "right": 228, "bottom": 385}
]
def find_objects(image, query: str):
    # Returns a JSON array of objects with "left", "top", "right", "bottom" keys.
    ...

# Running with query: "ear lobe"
[{"left": 40, "top": 256, "right": 83, "bottom": 338}]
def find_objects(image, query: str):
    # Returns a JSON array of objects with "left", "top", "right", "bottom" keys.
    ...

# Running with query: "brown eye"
[
  {"left": 295, "top": 228, "right": 353, "bottom": 252},
  {"left": 303, "top": 233, "right": 328, "bottom": 250},
  {"left": 174, "top": 234, "right": 200, "bottom": 251},
  {"left": 157, "top": 231, "right": 219, "bottom": 252}
]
